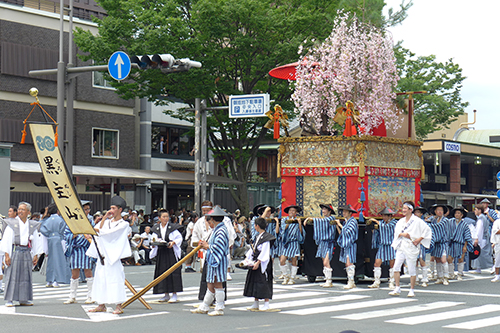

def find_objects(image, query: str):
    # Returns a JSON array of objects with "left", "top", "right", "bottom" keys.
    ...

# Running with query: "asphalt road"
[{"left": 2, "top": 261, "right": 500, "bottom": 333}]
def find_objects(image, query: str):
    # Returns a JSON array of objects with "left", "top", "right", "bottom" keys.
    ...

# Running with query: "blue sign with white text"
[
  {"left": 108, "top": 51, "right": 131, "bottom": 81},
  {"left": 229, "top": 94, "right": 270, "bottom": 118}
]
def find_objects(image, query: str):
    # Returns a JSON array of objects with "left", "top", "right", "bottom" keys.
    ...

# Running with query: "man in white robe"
[
  {"left": 389, "top": 201, "right": 432, "bottom": 298},
  {"left": 86, "top": 196, "right": 131, "bottom": 314},
  {"left": 0, "top": 202, "right": 43, "bottom": 307}
]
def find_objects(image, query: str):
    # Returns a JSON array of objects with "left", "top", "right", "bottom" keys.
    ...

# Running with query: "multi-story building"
[{"left": 1, "top": 0, "right": 138, "bottom": 212}]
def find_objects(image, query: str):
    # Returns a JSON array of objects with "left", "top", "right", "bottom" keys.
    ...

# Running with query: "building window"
[
  {"left": 151, "top": 125, "right": 194, "bottom": 156},
  {"left": 92, "top": 128, "right": 119, "bottom": 159},
  {"left": 92, "top": 70, "right": 116, "bottom": 90}
]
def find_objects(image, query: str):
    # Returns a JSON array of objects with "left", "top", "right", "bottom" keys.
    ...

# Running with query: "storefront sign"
[{"left": 444, "top": 141, "right": 461, "bottom": 154}]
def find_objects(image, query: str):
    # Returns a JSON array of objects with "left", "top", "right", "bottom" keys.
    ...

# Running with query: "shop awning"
[{"left": 10, "top": 162, "right": 242, "bottom": 185}]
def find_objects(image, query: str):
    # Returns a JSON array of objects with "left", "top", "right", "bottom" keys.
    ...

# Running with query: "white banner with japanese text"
[{"left": 29, "top": 124, "right": 96, "bottom": 235}]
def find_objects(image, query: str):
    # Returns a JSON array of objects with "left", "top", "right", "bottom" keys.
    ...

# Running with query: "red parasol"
[{"left": 268, "top": 60, "right": 320, "bottom": 81}]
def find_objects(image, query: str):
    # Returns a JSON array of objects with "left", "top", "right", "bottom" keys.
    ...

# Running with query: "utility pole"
[{"left": 194, "top": 98, "right": 201, "bottom": 213}]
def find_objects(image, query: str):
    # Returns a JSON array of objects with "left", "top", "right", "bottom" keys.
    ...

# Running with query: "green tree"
[
  {"left": 395, "top": 45, "right": 469, "bottom": 139},
  {"left": 74, "top": 0, "right": 405, "bottom": 215}
]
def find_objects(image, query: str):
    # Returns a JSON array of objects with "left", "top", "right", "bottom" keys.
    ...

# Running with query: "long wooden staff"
[
  {"left": 122, "top": 244, "right": 203, "bottom": 309},
  {"left": 124, "top": 279, "right": 152, "bottom": 310}
]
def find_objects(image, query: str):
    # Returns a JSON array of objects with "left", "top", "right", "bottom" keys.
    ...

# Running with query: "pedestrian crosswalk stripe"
[
  {"left": 386, "top": 304, "right": 500, "bottom": 325},
  {"left": 185, "top": 290, "right": 326, "bottom": 307},
  {"left": 444, "top": 315, "right": 500, "bottom": 330},
  {"left": 281, "top": 297, "right": 416, "bottom": 316},
  {"left": 231, "top": 294, "right": 368, "bottom": 311},
  {"left": 333, "top": 301, "right": 465, "bottom": 320}
]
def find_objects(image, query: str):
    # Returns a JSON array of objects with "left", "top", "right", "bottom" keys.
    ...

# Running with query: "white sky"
[{"left": 384, "top": 0, "right": 500, "bottom": 130}]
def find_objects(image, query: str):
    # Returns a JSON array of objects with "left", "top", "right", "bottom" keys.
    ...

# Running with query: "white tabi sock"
[
  {"left": 443, "top": 262, "right": 449, "bottom": 278},
  {"left": 422, "top": 266, "right": 429, "bottom": 282},
  {"left": 200, "top": 290, "right": 215, "bottom": 311},
  {"left": 262, "top": 301, "right": 270, "bottom": 310},
  {"left": 430, "top": 261, "right": 436, "bottom": 275},
  {"left": 252, "top": 300, "right": 259, "bottom": 309},
  {"left": 291, "top": 266, "right": 298, "bottom": 279},
  {"left": 286, "top": 261, "right": 292, "bottom": 274},
  {"left": 323, "top": 267, "right": 332, "bottom": 281},
  {"left": 374, "top": 267, "right": 382, "bottom": 282},
  {"left": 347, "top": 265, "right": 355, "bottom": 281},
  {"left": 86, "top": 277, "right": 94, "bottom": 300},
  {"left": 214, "top": 288, "right": 225, "bottom": 311},
  {"left": 69, "top": 278, "right": 79, "bottom": 299},
  {"left": 448, "top": 263, "right": 455, "bottom": 276},
  {"left": 171, "top": 293, "right": 177, "bottom": 302},
  {"left": 436, "top": 263, "right": 443, "bottom": 278},
  {"left": 458, "top": 262, "right": 465, "bottom": 275},
  {"left": 280, "top": 265, "right": 288, "bottom": 277}
]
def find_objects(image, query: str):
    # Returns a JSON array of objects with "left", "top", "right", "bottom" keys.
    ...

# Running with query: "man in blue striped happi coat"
[
  {"left": 278, "top": 205, "right": 304, "bottom": 285},
  {"left": 447, "top": 207, "right": 473, "bottom": 280},
  {"left": 305, "top": 204, "right": 336, "bottom": 288},
  {"left": 368, "top": 207, "right": 397, "bottom": 289},
  {"left": 191, "top": 206, "right": 229, "bottom": 316},
  {"left": 429, "top": 204, "right": 450, "bottom": 285},
  {"left": 335, "top": 204, "right": 359, "bottom": 289}
]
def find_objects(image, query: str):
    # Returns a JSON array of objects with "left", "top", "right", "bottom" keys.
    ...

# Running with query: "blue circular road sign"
[
  {"left": 497, "top": 190, "right": 500, "bottom": 199},
  {"left": 108, "top": 51, "right": 131, "bottom": 81},
  {"left": 497, "top": 171, "right": 500, "bottom": 181}
]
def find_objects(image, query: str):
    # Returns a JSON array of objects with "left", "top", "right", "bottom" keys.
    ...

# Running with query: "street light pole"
[
  {"left": 66, "top": 0, "right": 75, "bottom": 177},
  {"left": 56, "top": 0, "right": 65, "bottom": 151}
]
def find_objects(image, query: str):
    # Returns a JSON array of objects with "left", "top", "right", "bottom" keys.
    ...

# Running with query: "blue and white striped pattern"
[
  {"left": 266, "top": 219, "right": 278, "bottom": 257},
  {"left": 448, "top": 218, "right": 474, "bottom": 258},
  {"left": 487, "top": 209, "right": 498, "bottom": 234},
  {"left": 278, "top": 217, "right": 303, "bottom": 258},
  {"left": 64, "top": 226, "right": 95, "bottom": 269},
  {"left": 205, "top": 222, "right": 229, "bottom": 283},
  {"left": 313, "top": 216, "right": 336, "bottom": 259},
  {"left": 372, "top": 219, "right": 397, "bottom": 263},
  {"left": 429, "top": 218, "right": 449, "bottom": 257},
  {"left": 250, "top": 216, "right": 258, "bottom": 243},
  {"left": 337, "top": 217, "right": 358, "bottom": 264}
]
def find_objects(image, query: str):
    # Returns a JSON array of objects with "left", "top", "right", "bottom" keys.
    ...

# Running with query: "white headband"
[
  {"left": 403, "top": 203, "right": 414, "bottom": 211},
  {"left": 201, "top": 206, "right": 213, "bottom": 209}
]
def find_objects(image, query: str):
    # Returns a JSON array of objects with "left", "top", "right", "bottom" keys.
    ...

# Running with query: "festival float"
[{"left": 268, "top": 13, "right": 424, "bottom": 281}]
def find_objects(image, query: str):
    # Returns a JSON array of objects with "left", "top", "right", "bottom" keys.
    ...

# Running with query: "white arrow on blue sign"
[
  {"left": 108, "top": 51, "right": 131, "bottom": 81},
  {"left": 497, "top": 171, "right": 500, "bottom": 181}
]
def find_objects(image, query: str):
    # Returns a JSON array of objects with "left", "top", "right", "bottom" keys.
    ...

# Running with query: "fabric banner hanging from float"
[{"left": 29, "top": 123, "right": 95, "bottom": 235}]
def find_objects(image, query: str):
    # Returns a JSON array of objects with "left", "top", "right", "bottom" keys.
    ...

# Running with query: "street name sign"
[
  {"left": 108, "top": 51, "right": 131, "bottom": 81},
  {"left": 229, "top": 94, "right": 270, "bottom": 118}
]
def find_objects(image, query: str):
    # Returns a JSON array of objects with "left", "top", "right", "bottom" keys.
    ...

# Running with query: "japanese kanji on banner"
[{"left": 29, "top": 123, "right": 96, "bottom": 235}]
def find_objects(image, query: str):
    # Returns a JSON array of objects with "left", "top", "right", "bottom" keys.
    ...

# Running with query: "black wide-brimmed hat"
[
  {"left": 284, "top": 205, "right": 302, "bottom": 214},
  {"left": 110, "top": 196, "right": 126, "bottom": 209},
  {"left": 319, "top": 204, "right": 336, "bottom": 215},
  {"left": 252, "top": 204, "right": 265, "bottom": 216},
  {"left": 257, "top": 205, "right": 276, "bottom": 216},
  {"left": 339, "top": 204, "right": 357, "bottom": 214},
  {"left": 469, "top": 245, "right": 481, "bottom": 260},
  {"left": 414, "top": 206, "right": 427, "bottom": 214},
  {"left": 429, "top": 204, "right": 448, "bottom": 215},
  {"left": 379, "top": 207, "right": 396, "bottom": 215},
  {"left": 451, "top": 207, "right": 467, "bottom": 218}
]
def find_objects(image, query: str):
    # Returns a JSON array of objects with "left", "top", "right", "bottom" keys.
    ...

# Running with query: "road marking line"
[
  {"left": 185, "top": 291, "right": 326, "bottom": 307},
  {"left": 333, "top": 301, "right": 465, "bottom": 320},
  {"left": 443, "top": 315, "right": 500, "bottom": 329},
  {"left": 281, "top": 297, "right": 416, "bottom": 316},
  {"left": 386, "top": 304, "right": 500, "bottom": 325},
  {"left": 231, "top": 294, "right": 368, "bottom": 311}
]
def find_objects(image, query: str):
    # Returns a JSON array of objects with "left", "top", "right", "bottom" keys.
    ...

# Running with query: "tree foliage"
[
  {"left": 74, "top": 0, "right": 408, "bottom": 214},
  {"left": 394, "top": 45, "right": 469, "bottom": 139}
]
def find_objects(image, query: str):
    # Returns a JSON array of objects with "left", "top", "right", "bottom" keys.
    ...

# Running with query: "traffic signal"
[{"left": 130, "top": 54, "right": 201, "bottom": 73}]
